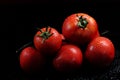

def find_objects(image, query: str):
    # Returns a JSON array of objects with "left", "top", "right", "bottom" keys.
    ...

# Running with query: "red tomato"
[
  {"left": 62, "top": 13, "right": 100, "bottom": 46},
  {"left": 34, "top": 27, "right": 62, "bottom": 56},
  {"left": 60, "top": 34, "right": 65, "bottom": 40},
  {"left": 20, "top": 47, "right": 44, "bottom": 73},
  {"left": 60, "top": 34, "right": 68, "bottom": 45},
  {"left": 53, "top": 44, "right": 83, "bottom": 72},
  {"left": 85, "top": 37, "right": 115, "bottom": 68}
]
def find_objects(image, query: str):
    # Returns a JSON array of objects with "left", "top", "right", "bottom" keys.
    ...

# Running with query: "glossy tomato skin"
[
  {"left": 60, "top": 34, "right": 65, "bottom": 40},
  {"left": 60, "top": 34, "right": 69, "bottom": 45},
  {"left": 53, "top": 44, "right": 83, "bottom": 72},
  {"left": 20, "top": 47, "right": 44, "bottom": 73},
  {"left": 85, "top": 37, "right": 115, "bottom": 68},
  {"left": 62, "top": 13, "right": 99, "bottom": 46},
  {"left": 34, "top": 27, "right": 62, "bottom": 56}
]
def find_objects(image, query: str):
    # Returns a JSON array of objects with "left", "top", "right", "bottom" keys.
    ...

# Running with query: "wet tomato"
[
  {"left": 34, "top": 26, "right": 62, "bottom": 56},
  {"left": 85, "top": 37, "right": 115, "bottom": 68},
  {"left": 20, "top": 47, "right": 44, "bottom": 73},
  {"left": 62, "top": 13, "right": 100, "bottom": 46},
  {"left": 53, "top": 44, "right": 83, "bottom": 72}
]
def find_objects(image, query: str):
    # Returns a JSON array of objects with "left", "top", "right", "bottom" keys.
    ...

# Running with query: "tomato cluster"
[{"left": 19, "top": 13, "right": 115, "bottom": 73}]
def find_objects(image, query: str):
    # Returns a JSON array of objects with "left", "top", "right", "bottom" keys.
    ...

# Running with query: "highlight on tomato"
[
  {"left": 62, "top": 13, "right": 100, "bottom": 46},
  {"left": 85, "top": 37, "right": 115, "bottom": 68},
  {"left": 53, "top": 44, "right": 83, "bottom": 72},
  {"left": 19, "top": 47, "right": 44, "bottom": 73},
  {"left": 34, "top": 26, "right": 62, "bottom": 56}
]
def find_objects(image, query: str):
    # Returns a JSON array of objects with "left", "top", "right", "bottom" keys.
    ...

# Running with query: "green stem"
[
  {"left": 37, "top": 26, "right": 54, "bottom": 43},
  {"left": 76, "top": 14, "right": 88, "bottom": 29}
]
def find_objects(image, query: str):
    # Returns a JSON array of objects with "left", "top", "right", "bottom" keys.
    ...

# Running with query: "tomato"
[
  {"left": 85, "top": 37, "right": 115, "bottom": 68},
  {"left": 53, "top": 44, "right": 83, "bottom": 72},
  {"left": 60, "top": 34, "right": 65, "bottom": 40},
  {"left": 62, "top": 13, "right": 100, "bottom": 46},
  {"left": 20, "top": 47, "right": 44, "bottom": 73},
  {"left": 34, "top": 26, "right": 62, "bottom": 56},
  {"left": 60, "top": 34, "right": 68, "bottom": 45}
]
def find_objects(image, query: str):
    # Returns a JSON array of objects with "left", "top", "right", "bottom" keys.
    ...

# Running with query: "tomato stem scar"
[
  {"left": 76, "top": 14, "right": 88, "bottom": 29},
  {"left": 37, "top": 26, "right": 54, "bottom": 43}
]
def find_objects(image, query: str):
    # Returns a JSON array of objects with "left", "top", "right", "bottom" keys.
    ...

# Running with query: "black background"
[
  {"left": 15, "top": 1, "right": 120, "bottom": 49},
  {"left": 15, "top": 1, "right": 120, "bottom": 51},
  {"left": 3, "top": 0, "right": 120, "bottom": 79}
]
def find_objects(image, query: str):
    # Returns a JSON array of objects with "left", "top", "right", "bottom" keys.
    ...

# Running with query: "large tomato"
[
  {"left": 20, "top": 47, "right": 44, "bottom": 73},
  {"left": 53, "top": 44, "right": 83, "bottom": 72},
  {"left": 85, "top": 37, "right": 115, "bottom": 68},
  {"left": 34, "top": 27, "right": 62, "bottom": 56},
  {"left": 62, "top": 13, "right": 100, "bottom": 46}
]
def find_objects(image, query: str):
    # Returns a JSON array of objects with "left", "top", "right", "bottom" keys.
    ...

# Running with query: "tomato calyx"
[
  {"left": 37, "top": 26, "right": 54, "bottom": 43},
  {"left": 76, "top": 15, "right": 88, "bottom": 29}
]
